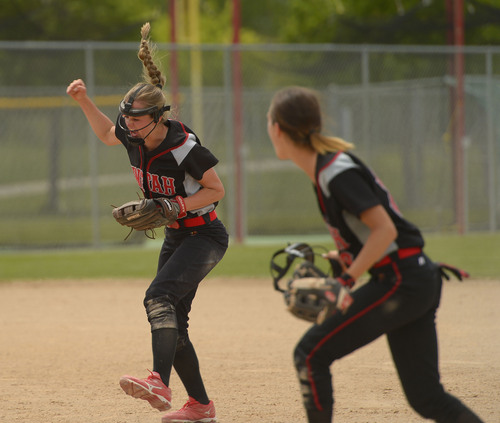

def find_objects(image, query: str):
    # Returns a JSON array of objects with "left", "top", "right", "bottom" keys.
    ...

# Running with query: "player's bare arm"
[
  {"left": 346, "top": 204, "right": 397, "bottom": 279},
  {"left": 66, "top": 79, "right": 121, "bottom": 146},
  {"left": 182, "top": 168, "right": 225, "bottom": 212}
]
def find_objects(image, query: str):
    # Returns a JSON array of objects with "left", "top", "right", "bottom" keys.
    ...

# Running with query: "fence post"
[
  {"left": 232, "top": 0, "right": 245, "bottom": 244},
  {"left": 486, "top": 50, "right": 497, "bottom": 232},
  {"left": 452, "top": 0, "right": 466, "bottom": 234},
  {"left": 361, "top": 48, "right": 371, "bottom": 158},
  {"left": 45, "top": 111, "right": 60, "bottom": 213},
  {"left": 85, "top": 43, "right": 101, "bottom": 247},
  {"left": 223, "top": 48, "right": 236, "bottom": 240}
]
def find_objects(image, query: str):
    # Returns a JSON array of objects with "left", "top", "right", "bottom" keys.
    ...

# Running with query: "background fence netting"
[{"left": 0, "top": 41, "right": 498, "bottom": 248}]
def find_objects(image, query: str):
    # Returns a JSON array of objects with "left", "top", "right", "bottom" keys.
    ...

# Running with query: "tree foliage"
[
  {"left": 1, "top": 0, "right": 500, "bottom": 45},
  {"left": 279, "top": 0, "right": 500, "bottom": 45},
  {"left": 1, "top": 0, "right": 163, "bottom": 41}
]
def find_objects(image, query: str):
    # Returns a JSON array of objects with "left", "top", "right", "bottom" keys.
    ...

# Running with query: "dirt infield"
[{"left": 1, "top": 277, "right": 498, "bottom": 423}]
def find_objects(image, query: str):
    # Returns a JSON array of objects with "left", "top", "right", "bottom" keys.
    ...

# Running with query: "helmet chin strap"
[
  {"left": 137, "top": 121, "right": 160, "bottom": 145},
  {"left": 119, "top": 116, "right": 160, "bottom": 146}
]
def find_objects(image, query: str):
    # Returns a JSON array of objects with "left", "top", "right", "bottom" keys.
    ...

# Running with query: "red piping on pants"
[{"left": 306, "top": 261, "right": 402, "bottom": 411}]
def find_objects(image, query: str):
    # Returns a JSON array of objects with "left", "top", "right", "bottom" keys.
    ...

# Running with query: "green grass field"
[{"left": 0, "top": 232, "right": 497, "bottom": 281}]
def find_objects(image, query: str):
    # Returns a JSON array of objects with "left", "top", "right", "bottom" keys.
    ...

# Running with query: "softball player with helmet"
[
  {"left": 266, "top": 86, "right": 484, "bottom": 423},
  {"left": 67, "top": 23, "right": 227, "bottom": 423}
]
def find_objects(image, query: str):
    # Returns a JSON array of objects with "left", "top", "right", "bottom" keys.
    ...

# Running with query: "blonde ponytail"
[
  {"left": 121, "top": 23, "right": 170, "bottom": 122},
  {"left": 310, "top": 133, "right": 354, "bottom": 155},
  {"left": 138, "top": 22, "right": 166, "bottom": 88},
  {"left": 269, "top": 86, "right": 355, "bottom": 154}
]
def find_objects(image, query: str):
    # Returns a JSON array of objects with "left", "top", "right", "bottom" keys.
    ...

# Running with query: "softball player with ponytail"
[
  {"left": 267, "top": 86, "right": 484, "bottom": 423},
  {"left": 67, "top": 23, "right": 227, "bottom": 423}
]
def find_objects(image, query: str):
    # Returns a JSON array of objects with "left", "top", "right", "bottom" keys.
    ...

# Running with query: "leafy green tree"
[
  {"left": 1, "top": 0, "right": 500, "bottom": 45},
  {"left": 0, "top": 0, "right": 164, "bottom": 41},
  {"left": 279, "top": 0, "right": 500, "bottom": 45}
]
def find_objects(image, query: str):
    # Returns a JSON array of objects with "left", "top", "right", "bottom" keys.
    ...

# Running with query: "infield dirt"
[{"left": 1, "top": 277, "right": 498, "bottom": 422}]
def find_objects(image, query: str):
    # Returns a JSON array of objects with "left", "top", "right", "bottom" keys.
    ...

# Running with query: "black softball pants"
[
  {"left": 294, "top": 253, "right": 483, "bottom": 423},
  {"left": 143, "top": 219, "right": 228, "bottom": 398},
  {"left": 145, "top": 218, "right": 229, "bottom": 338}
]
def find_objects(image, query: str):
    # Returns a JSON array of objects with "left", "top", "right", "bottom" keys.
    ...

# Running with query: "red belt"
[
  {"left": 373, "top": 247, "right": 422, "bottom": 268},
  {"left": 176, "top": 210, "right": 217, "bottom": 228}
]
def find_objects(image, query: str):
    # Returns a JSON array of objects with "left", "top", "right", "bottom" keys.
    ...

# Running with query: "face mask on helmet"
[
  {"left": 270, "top": 242, "right": 318, "bottom": 292},
  {"left": 118, "top": 85, "right": 171, "bottom": 146}
]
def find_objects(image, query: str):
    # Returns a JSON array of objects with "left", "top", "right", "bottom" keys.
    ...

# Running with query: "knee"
[
  {"left": 293, "top": 341, "right": 308, "bottom": 373},
  {"left": 294, "top": 341, "right": 319, "bottom": 384},
  {"left": 293, "top": 340, "right": 335, "bottom": 413},
  {"left": 294, "top": 338, "right": 333, "bottom": 373},
  {"left": 145, "top": 295, "right": 178, "bottom": 331}
]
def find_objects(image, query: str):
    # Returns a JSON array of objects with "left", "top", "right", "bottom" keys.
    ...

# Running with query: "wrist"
[
  {"left": 173, "top": 195, "right": 187, "bottom": 219},
  {"left": 337, "top": 272, "right": 355, "bottom": 288}
]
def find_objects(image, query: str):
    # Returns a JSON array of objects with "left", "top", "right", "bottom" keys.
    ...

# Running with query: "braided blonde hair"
[
  {"left": 122, "top": 22, "right": 168, "bottom": 119},
  {"left": 269, "top": 86, "right": 354, "bottom": 154},
  {"left": 138, "top": 22, "right": 166, "bottom": 88}
]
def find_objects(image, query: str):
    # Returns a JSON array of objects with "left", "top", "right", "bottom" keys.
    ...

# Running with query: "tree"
[
  {"left": 279, "top": 0, "right": 500, "bottom": 45},
  {"left": 2, "top": 0, "right": 500, "bottom": 45},
  {"left": 0, "top": 0, "right": 164, "bottom": 41}
]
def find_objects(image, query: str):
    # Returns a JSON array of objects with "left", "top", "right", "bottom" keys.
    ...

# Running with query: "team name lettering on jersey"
[
  {"left": 160, "top": 176, "right": 175, "bottom": 195},
  {"left": 132, "top": 166, "right": 144, "bottom": 187},
  {"left": 329, "top": 225, "right": 349, "bottom": 250},
  {"left": 150, "top": 174, "right": 162, "bottom": 193},
  {"left": 328, "top": 225, "right": 354, "bottom": 266},
  {"left": 131, "top": 166, "right": 176, "bottom": 196}
]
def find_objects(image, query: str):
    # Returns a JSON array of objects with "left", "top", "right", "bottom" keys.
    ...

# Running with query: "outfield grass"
[{"left": 0, "top": 232, "right": 497, "bottom": 281}]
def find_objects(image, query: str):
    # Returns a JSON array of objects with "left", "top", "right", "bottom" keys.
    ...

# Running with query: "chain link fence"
[{"left": 0, "top": 41, "right": 499, "bottom": 248}]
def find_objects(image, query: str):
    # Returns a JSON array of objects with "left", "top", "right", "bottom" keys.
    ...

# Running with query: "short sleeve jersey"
[
  {"left": 115, "top": 117, "right": 219, "bottom": 217},
  {"left": 315, "top": 151, "right": 424, "bottom": 268}
]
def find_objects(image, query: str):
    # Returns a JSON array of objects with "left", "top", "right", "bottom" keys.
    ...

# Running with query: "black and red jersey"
[
  {"left": 314, "top": 151, "right": 424, "bottom": 268},
  {"left": 115, "top": 117, "right": 219, "bottom": 217}
]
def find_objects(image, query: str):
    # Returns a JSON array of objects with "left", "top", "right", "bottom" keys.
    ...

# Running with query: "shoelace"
[
  {"left": 145, "top": 370, "right": 158, "bottom": 381},
  {"left": 144, "top": 370, "right": 164, "bottom": 387},
  {"left": 181, "top": 399, "right": 198, "bottom": 410}
]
